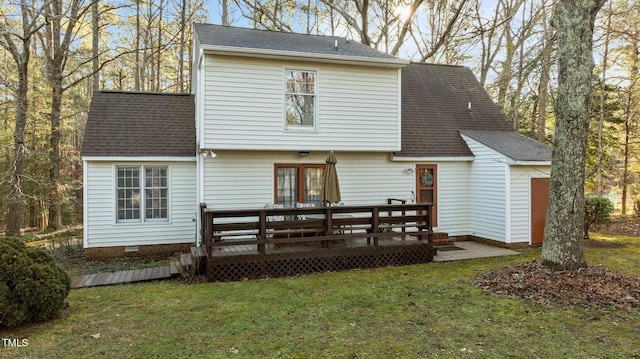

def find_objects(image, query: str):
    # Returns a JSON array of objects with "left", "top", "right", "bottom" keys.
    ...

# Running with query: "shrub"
[
  {"left": 584, "top": 196, "right": 614, "bottom": 239},
  {"left": 0, "top": 237, "right": 71, "bottom": 328}
]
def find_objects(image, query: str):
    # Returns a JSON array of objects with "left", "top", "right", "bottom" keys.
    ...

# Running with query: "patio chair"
[
  {"left": 264, "top": 203, "right": 284, "bottom": 221},
  {"left": 295, "top": 202, "right": 316, "bottom": 220}
]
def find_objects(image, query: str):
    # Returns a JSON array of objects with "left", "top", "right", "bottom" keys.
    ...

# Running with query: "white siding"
[
  {"left": 436, "top": 162, "right": 471, "bottom": 236},
  {"left": 461, "top": 135, "right": 509, "bottom": 242},
  {"left": 84, "top": 161, "right": 197, "bottom": 248},
  {"left": 201, "top": 151, "right": 471, "bottom": 236},
  {"left": 509, "top": 165, "right": 551, "bottom": 243},
  {"left": 202, "top": 151, "right": 410, "bottom": 209},
  {"left": 201, "top": 56, "right": 400, "bottom": 151}
]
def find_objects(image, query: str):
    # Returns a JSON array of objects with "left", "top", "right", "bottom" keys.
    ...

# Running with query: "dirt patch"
[
  {"left": 595, "top": 216, "right": 640, "bottom": 237},
  {"left": 474, "top": 260, "right": 640, "bottom": 310},
  {"left": 584, "top": 238, "right": 625, "bottom": 248}
]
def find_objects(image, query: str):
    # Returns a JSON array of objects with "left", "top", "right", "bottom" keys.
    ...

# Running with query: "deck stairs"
[{"left": 170, "top": 246, "right": 208, "bottom": 277}]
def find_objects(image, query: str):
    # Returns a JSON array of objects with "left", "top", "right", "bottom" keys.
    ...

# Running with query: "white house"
[{"left": 81, "top": 24, "right": 551, "bottom": 259}]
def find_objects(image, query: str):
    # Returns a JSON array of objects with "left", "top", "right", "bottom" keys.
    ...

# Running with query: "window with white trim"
[
  {"left": 285, "top": 70, "right": 316, "bottom": 128},
  {"left": 116, "top": 165, "right": 168, "bottom": 222}
]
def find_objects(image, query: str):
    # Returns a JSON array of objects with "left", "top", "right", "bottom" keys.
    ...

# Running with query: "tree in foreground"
[{"left": 541, "top": 0, "right": 606, "bottom": 270}]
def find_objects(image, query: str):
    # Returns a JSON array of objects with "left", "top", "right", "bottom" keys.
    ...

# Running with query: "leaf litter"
[{"left": 474, "top": 259, "right": 640, "bottom": 310}]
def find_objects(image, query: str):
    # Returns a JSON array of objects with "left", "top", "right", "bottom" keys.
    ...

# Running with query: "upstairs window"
[{"left": 285, "top": 70, "right": 316, "bottom": 129}]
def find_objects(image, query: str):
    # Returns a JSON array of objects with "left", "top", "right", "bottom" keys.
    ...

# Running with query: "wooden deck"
[
  {"left": 71, "top": 266, "right": 175, "bottom": 289},
  {"left": 201, "top": 203, "right": 436, "bottom": 281}
]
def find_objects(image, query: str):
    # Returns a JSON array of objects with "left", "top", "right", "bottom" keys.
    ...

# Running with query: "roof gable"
[
  {"left": 396, "top": 63, "right": 547, "bottom": 159},
  {"left": 81, "top": 91, "right": 196, "bottom": 158},
  {"left": 194, "top": 23, "right": 407, "bottom": 67}
]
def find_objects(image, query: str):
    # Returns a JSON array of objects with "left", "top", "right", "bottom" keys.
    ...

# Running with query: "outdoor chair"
[{"left": 264, "top": 203, "right": 285, "bottom": 221}]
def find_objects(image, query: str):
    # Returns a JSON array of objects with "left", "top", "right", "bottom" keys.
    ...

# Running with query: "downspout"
[
  {"left": 82, "top": 159, "right": 88, "bottom": 249},
  {"left": 195, "top": 48, "right": 205, "bottom": 245},
  {"left": 505, "top": 164, "right": 511, "bottom": 244},
  {"left": 197, "top": 153, "right": 205, "bottom": 245}
]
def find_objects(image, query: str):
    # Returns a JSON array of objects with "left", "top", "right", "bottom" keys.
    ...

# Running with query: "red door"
[
  {"left": 531, "top": 178, "right": 550, "bottom": 245},
  {"left": 416, "top": 164, "right": 437, "bottom": 226}
]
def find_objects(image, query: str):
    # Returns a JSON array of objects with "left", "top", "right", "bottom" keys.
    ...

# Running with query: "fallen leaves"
[{"left": 474, "top": 260, "right": 640, "bottom": 310}]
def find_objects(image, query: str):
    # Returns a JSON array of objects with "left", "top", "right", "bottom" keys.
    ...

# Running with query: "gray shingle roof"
[
  {"left": 396, "top": 62, "right": 549, "bottom": 160},
  {"left": 460, "top": 130, "right": 552, "bottom": 162},
  {"left": 194, "top": 23, "right": 403, "bottom": 64},
  {"left": 81, "top": 91, "right": 195, "bottom": 157}
]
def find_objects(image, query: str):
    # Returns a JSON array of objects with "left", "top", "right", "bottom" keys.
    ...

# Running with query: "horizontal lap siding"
[
  {"left": 461, "top": 135, "right": 508, "bottom": 242},
  {"left": 510, "top": 165, "right": 551, "bottom": 243},
  {"left": 202, "top": 56, "right": 399, "bottom": 151},
  {"left": 202, "top": 151, "right": 471, "bottom": 235},
  {"left": 436, "top": 162, "right": 470, "bottom": 236},
  {"left": 85, "top": 161, "right": 197, "bottom": 248},
  {"left": 203, "top": 151, "right": 411, "bottom": 210}
]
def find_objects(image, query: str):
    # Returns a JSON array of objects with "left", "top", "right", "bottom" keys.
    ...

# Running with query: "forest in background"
[{"left": 0, "top": 0, "right": 638, "bottom": 236}]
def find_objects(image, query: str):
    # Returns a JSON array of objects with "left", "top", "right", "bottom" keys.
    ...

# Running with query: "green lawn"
[{"left": 2, "top": 235, "right": 638, "bottom": 359}]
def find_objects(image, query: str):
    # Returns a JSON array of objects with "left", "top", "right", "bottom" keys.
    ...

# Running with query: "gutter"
[{"left": 200, "top": 44, "right": 409, "bottom": 68}]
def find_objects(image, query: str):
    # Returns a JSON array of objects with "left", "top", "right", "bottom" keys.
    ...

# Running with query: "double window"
[
  {"left": 116, "top": 166, "right": 168, "bottom": 223},
  {"left": 275, "top": 164, "right": 324, "bottom": 207},
  {"left": 285, "top": 70, "right": 316, "bottom": 129}
]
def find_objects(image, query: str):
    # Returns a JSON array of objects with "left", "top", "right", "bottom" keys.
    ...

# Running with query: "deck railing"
[{"left": 199, "top": 203, "right": 434, "bottom": 257}]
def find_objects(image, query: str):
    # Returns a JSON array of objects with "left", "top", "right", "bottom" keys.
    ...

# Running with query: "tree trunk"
[
  {"left": 597, "top": 0, "right": 612, "bottom": 196},
  {"left": 541, "top": 0, "right": 604, "bottom": 270},
  {"left": 92, "top": 0, "right": 100, "bottom": 91},
  {"left": 48, "top": 68, "right": 64, "bottom": 230},
  {"left": 46, "top": 0, "right": 64, "bottom": 230},
  {"left": 6, "top": 65, "right": 29, "bottom": 237},
  {"left": 3, "top": 0, "right": 37, "bottom": 237},
  {"left": 156, "top": 0, "right": 163, "bottom": 92},
  {"left": 621, "top": 90, "right": 631, "bottom": 215},
  {"left": 536, "top": 1, "right": 555, "bottom": 142},
  {"left": 135, "top": 0, "right": 141, "bottom": 91},
  {"left": 222, "top": 0, "right": 229, "bottom": 26},
  {"left": 178, "top": 0, "right": 186, "bottom": 92}
]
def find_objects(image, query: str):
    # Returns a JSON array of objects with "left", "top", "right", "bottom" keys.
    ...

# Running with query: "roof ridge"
[
  {"left": 98, "top": 90, "right": 192, "bottom": 97},
  {"left": 408, "top": 61, "right": 467, "bottom": 69},
  {"left": 194, "top": 23, "right": 344, "bottom": 40}
]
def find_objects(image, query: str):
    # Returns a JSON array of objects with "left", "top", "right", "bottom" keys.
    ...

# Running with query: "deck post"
[
  {"left": 258, "top": 210, "right": 266, "bottom": 254},
  {"left": 324, "top": 207, "right": 333, "bottom": 248},
  {"left": 372, "top": 207, "right": 379, "bottom": 246}
]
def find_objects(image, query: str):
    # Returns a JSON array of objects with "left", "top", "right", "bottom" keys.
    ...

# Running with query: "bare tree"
[
  {"left": 413, "top": 0, "right": 470, "bottom": 62},
  {"left": 0, "top": 0, "right": 46, "bottom": 236},
  {"left": 92, "top": 0, "right": 99, "bottom": 91},
  {"left": 541, "top": 0, "right": 606, "bottom": 270},
  {"left": 535, "top": 0, "right": 555, "bottom": 142},
  {"left": 594, "top": 0, "right": 613, "bottom": 195},
  {"left": 40, "top": 0, "right": 94, "bottom": 230}
]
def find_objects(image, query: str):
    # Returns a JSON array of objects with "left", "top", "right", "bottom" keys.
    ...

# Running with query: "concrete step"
[
  {"left": 191, "top": 246, "right": 207, "bottom": 259},
  {"left": 172, "top": 247, "right": 207, "bottom": 277},
  {"left": 170, "top": 261, "right": 180, "bottom": 276}
]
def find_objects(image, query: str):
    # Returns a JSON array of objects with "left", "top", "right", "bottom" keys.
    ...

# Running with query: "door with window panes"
[
  {"left": 416, "top": 164, "right": 437, "bottom": 226},
  {"left": 275, "top": 164, "right": 324, "bottom": 207}
]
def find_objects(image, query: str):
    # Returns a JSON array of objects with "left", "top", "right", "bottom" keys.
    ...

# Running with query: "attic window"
[{"left": 284, "top": 70, "right": 316, "bottom": 129}]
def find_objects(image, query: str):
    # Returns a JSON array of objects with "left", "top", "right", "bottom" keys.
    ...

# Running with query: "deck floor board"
[{"left": 71, "top": 266, "right": 174, "bottom": 289}]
